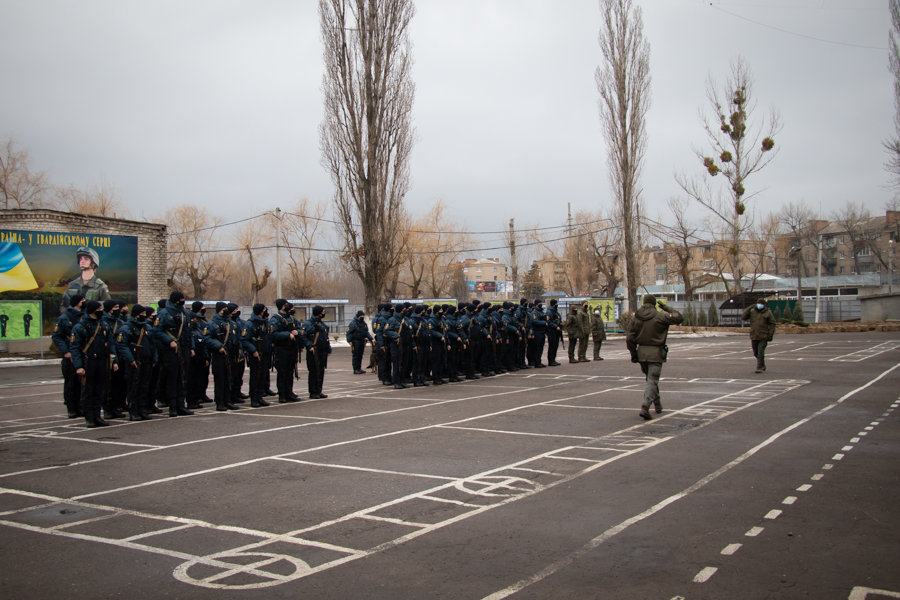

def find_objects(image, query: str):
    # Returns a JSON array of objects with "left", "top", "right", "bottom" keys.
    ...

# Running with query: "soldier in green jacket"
[
  {"left": 61, "top": 247, "right": 110, "bottom": 313},
  {"left": 590, "top": 306, "right": 607, "bottom": 360},
  {"left": 741, "top": 300, "right": 777, "bottom": 374},
  {"left": 563, "top": 306, "right": 582, "bottom": 364},
  {"left": 626, "top": 295, "right": 683, "bottom": 421}
]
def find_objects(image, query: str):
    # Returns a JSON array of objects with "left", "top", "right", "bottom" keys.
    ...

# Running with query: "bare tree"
[
  {"left": 165, "top": 205, "right": 223, "bottom": 298},
  {"left": 279, "top": 199, "right": 329, "bottom": 299},
  {"left": 54, "top": 178, "right": 123, "bottom": 218},
  {"left": 596, "top": 0, "right": 650, "bottom": 311},
  {"left": 832, "top": 201, "right": 871, "bottom": 275},
  {"left": 319, "top": 0, "right": 416, "bottom": 313},
  {"left": 662, "top": 197, "right": 699, "bottom": 299},
  {"left": 886, "top": 0, "right": 900, "bottom": 186},
  {"left": 0, "top": 139, "right": 51, "bottom": 209},
  {"left": 678, "top": 57, "right": 780, "bottom": 297},
  {"left": 398, "top": 200, "right": 470, "bottom": 298},
  {"left": 233, "top": 221, "right": 272, "bottom": 305},
  {"left": 779, "top": 199, "right": 821, "bottom": 291}
]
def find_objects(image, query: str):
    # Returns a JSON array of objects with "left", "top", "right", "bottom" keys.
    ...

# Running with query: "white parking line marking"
[
  {"left": 745, "top": 526, "right": 764, "bottom": 537},
  {"left": 693, "top": 566, "right": 718, "bottom": 583},
  {"left": 764, "top": 509, "right": 782, "bottom": 520},
  {"left": 832, "top": 453, "right": 845, "bottom": 460},
  {"left": 796, "top": 484, "right": 812, "bottom": 492},
  {"left": 720, "top": 543, "right": 741, "bottom": 555},
  {"left": 782, "top": 496, "right": 797, "bottom": 505}
]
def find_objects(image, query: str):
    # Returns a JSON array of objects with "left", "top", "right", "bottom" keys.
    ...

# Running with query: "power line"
[{"left": 709, "top": 4, "right": 887, "bottom": 51}]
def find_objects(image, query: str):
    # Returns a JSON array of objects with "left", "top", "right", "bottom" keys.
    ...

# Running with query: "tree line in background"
[{"left": 4, "top": 0, "right": 900, "bottom": 310}]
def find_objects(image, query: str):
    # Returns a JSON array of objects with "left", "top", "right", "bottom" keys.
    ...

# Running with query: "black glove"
[{"left": 630, "top": 353, "right": 639, "bottom": 363}]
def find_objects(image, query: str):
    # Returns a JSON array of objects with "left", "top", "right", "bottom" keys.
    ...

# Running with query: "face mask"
[
  {"left": 137, "top": 314, "right": 146, "bottom": 321},
  {"left": 594, "top": 310, "right": 600, "bottom": 315},
  {"left": 93, "top": 310, "right": 104, "bottom": 318},
  {"left": 756, "top": 304, "right": 765, "bottom": 310}
]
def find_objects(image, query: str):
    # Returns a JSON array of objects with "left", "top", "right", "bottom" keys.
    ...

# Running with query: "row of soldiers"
[
  {"left": 52, "top": 291, "right": 332, "bottom": 428},
  {"left": 348, "top": 298, "right": 608, "bottom": 390}
]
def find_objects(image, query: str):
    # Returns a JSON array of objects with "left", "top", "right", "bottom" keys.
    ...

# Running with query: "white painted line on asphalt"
[
  {"left": 272, "top": 457, "right": 456, "bottom": 482},
  {"left": 850, "top": 437, "right": 860, "bottom": 443},
  {"left": 823, "top": 464, "right": 834, "bottom": 470},
  {"left": 764, "top": 509, "right": 782, "bottom": 520},
  {"left": 848, "top": 586, "right": 900, "bottom": 599},
  {"left": 438, "top": 425, "right": 594, "bottom": 440},
  {"left": 121, "top": 524, "right": 193, "bottom": 541},
  {"left": 858, "top": 431, "right": 868, "bottom": 436},
  {"left": 782, "top": 496, "right": 797, "bottom": 505},
  {"left": 481, "top": 363, "right": 900, "bottom": 600},
  {"left": 745, "top": 526, "right": 764, "bottom": 537},
  {"left": 50, "top": 512, "right": 118, "bottom": 531},
  {"left": 842, "top": 445, "right": 854, "bottom": 451},
  {"left": 693, "top": 566, "right": 717, "bottom": 583},
  {"left": 796, "top": 484, "right": 812, "bottom": 492},
  {"left": 832, "top": 453, "right": 845, "bottom": 460},
  {"left": 720, "top": 543, "right": 742, "bottom": 555},
  {"left": 811, "top": 474, "right": 824, "bottom": 480}
]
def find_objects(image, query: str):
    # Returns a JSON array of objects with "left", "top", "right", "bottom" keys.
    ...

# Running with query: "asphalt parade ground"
[{"left": 1, "top": 332, "right": 898, "bottom": 600}]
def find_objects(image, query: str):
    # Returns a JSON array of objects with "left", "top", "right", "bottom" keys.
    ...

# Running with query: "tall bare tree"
[
  {"left": 678, "top": 57, "right": 780, "bottom": 297},
  {"left": 319, "top": 0, "right": 416, "bottom": 313},
  {"left": 0, "top": 139, "right": 50, "bottom": 209},
  {"left": 886, "top": 0, "right": 900, "bottom": 186},
  {"left": 596, "top": 0, "right": 650, "bottom": 311}
]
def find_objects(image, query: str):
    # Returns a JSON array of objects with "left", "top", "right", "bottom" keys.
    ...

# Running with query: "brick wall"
[{"left": 0, "top": 208, "right": 168, "bottom": 305}]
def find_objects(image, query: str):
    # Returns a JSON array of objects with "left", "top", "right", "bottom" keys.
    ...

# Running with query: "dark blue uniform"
[{"left": 52, "top": 306, "right": 83, "bottom": 417}]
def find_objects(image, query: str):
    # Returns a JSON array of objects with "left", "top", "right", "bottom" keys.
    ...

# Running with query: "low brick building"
[{"left": 1, "top": 208, "right": 168, "bottom": 307}]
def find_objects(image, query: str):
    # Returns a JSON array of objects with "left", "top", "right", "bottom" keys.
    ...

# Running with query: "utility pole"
[
  {"left": 814, "top": 233, "right": 823, "bottom": 323},
  {"left": 274, "top": 207, "right": 282, "bottom": 299},
  {"left": 508, "top": 218, "right": 517, "bottom": 299}
]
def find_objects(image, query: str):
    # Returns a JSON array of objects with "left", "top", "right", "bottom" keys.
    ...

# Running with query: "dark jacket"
[
  {"left": 52, "top": 307, "right": 83, "bottom": 354},
  {"left": 742, "top": 305, "right": 777, "bottom": 341},
  {"left": 626, "top": 304, "right": 683, "bottom": 363}
]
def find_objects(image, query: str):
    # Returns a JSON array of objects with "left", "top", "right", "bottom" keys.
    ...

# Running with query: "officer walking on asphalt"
[
  {"left": 742, "top": 300, "right": 777, "bottom": 373},
  {"left": 626, "top": 295, "right": 683, "bottom": 421}
]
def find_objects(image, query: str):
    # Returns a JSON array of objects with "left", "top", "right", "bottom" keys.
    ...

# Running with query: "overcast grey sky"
[{"left": 1, "top": 0, "right": 894, "bottom": 240}]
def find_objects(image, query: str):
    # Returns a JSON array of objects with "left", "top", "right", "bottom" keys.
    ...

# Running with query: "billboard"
[
  {"left": 0, "top": 229, "right": 138, "bottom": 333},
  {"left": 0, "top": 300, "right": 41, "bottom": 341}
]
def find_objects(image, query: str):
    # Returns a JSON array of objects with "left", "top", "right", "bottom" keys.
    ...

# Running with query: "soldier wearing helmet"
[{"left": 61, "top": 246, "right": 110, "bottom": 313}]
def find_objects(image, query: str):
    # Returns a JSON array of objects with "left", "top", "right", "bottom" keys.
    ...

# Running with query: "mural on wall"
[{"left": 0, "top": 230, "right": 138, "bottom": 333}]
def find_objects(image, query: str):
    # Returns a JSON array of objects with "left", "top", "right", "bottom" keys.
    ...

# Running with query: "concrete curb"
[{"left": 0, "top": 359, "right": 59, "bottom": 368}]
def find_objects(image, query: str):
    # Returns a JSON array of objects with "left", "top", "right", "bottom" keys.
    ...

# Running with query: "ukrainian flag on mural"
[{"left": 0, "top": 243, "right": 39, "bottom": 292}]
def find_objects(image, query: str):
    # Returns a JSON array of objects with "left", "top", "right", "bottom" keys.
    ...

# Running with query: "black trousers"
[
  {"left": 532, "top": 332, "right": 546, "bottom": 366},
  {"left": 430, "top": 341, "right": 444, "bottom": 382},
  {"left": 389, "top": 341, "right": 402, "bottom": 384},
  {"left": 248, "top": 354, "right": 264, "bottom": 403},
  {"left": 187, "top": 351, "right": 209, "bottom": 404},
  {"left": 306, "top": 348, "right": 327, "bottom": 395},
  {"left": 159, "top": 347, "right": 187, "bottom": 412},
  {"left": 547, "top": 330, "right": 560, "bottom": 364},
  {"left": 274, "top": 345, "right": 295, "bottom": 399},
  {"left": 377, "top": 343, "right": 391, "bottom": 382},
  {"left": 61, "top": 358, "right": 80, "bottom": 414},
  {"left": 351, "top": 339, "right": 366, "bottom": 371},
  {"left": 124, "top": 359, "right": 152, "bottom": 416},
  {"left": 413, "top": 338, "right": 430, "bottom": 383},
  {"left": 210, "top": 352, "right": 232, "bottom": 408},
  {"left": 80, "top": 356, "right": 109, "bottom": 422}
]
